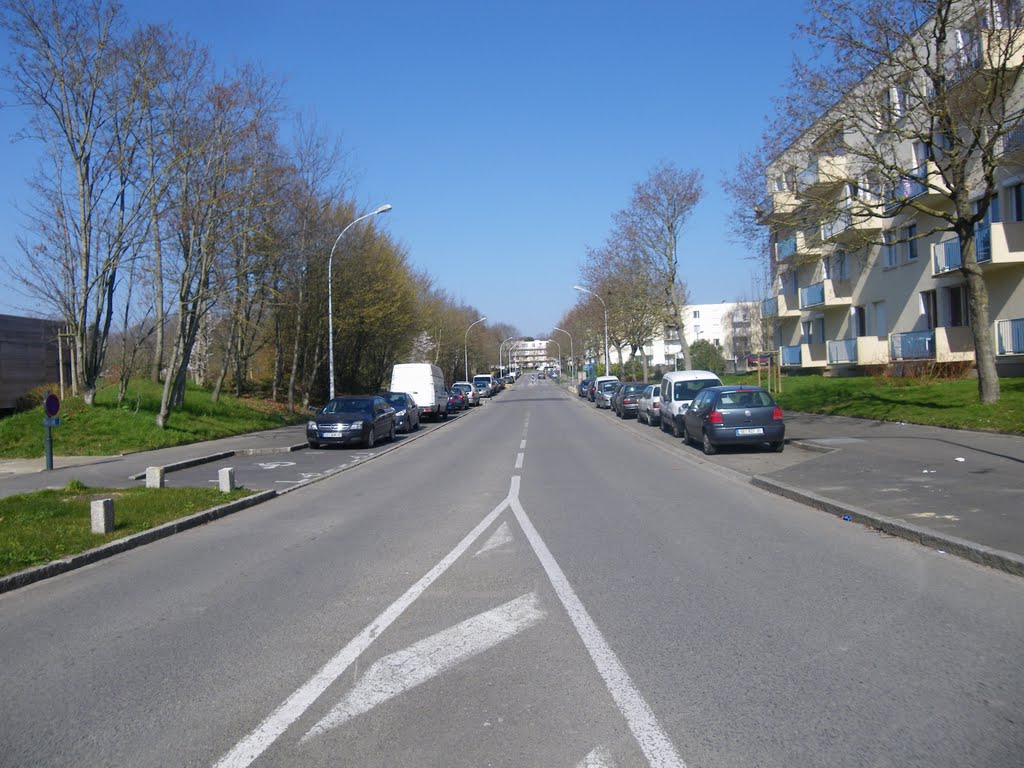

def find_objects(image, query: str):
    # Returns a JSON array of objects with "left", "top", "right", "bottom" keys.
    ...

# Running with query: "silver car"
[
  {"left": 594, "top": 379, "right": 619, "bottom": 409},
  {"left": 452, "top": 381, "right": 480, "bottom": 406},
  {"left": 637, "top": 384, "right": 661, "bottom": 425}
]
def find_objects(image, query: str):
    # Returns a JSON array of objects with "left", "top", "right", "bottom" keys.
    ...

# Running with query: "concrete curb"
[
  {"left": 0, "top": 490, "right": 277, "bottom": 595},
  {"left": 750, "top": 475, "right": 1024, "bottom": 577}
]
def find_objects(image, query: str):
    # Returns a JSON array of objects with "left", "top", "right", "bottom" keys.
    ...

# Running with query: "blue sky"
[{"left": 0, "top": 0, "right": 805, "bottom": 337}]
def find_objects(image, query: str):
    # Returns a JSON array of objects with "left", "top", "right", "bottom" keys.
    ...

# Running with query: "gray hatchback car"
[{"left": 680, "top": 385, "right": 785, "bottom": 455}]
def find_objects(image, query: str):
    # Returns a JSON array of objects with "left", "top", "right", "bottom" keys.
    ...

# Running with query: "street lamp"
[
  {"left": 553, "top": 327, "right": 574, "bottom": 382},
  {"left": 464, "top": 316, "right": 487, "bottom": 380},
  {"left": 573, "top": 285, "right": 609, "bottom": 376},
  {"left": 327, "top": 204, "right": 392, "bottom": 400},
  {"left": 499, "top": 335, "right": 516, "bottom": 377},
  {"left": 549, "top": 338, "right": 561, "bottom": 376}
]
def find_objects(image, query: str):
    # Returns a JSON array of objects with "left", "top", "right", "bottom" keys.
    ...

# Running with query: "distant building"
[
  {"left": 509, "top": 339, "right": 552, "bottom": 370},
  {"left": 0, "top": 314, "right": 66, "bottom": 413}
]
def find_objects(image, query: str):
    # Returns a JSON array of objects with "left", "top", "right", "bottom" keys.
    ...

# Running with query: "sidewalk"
[{"left": 756, "top": 413, "right": 1024, "bottom": 576}]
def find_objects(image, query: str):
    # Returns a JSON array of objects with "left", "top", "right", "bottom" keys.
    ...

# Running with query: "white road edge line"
[
  {"left": 515, "top": 452, "right": 525, "bottom": 469},
  {"left": 510, "top": 488, "right": 687, "bottom": 768},
  {"left": 301, "top": 592, "right": 545, "bottom": 740},
  {"left": 211, "top": 483, "right": 515, "bottom": 768}
]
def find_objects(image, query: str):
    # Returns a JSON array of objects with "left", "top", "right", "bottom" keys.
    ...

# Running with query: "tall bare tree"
[{"left": 613, "top": 162, "right": 703, "bottom": 368}]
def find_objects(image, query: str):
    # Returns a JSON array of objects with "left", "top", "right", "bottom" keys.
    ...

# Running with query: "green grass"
[
  {"left": 720, "top": 373, "right": 1024, "bottom": 433},
  {"left": 0, "top": 378, "right": 307, "bottom": 458},
  {"left": 0, "top": 480, "right": 253, "bottom": 578}
]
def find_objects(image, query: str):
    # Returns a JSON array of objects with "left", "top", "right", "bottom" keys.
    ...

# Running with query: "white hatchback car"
[{"left": 637, "top": 384, "right": 661, "bottom": 426}]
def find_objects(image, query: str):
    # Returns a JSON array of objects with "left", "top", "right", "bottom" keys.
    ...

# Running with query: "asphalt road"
[{"left": 1, "top": 379, "right": 1022, "bottom": 767}]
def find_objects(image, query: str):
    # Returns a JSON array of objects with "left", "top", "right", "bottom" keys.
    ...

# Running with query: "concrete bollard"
[
  {"left": 145, "top": 466, "right": 165, "bottom": 489},
  {"left": 218, "top": 467, "right": 236, "bottom": 493},
  {"left": 91, "top": 498, "right": 114, "bottom": 534}
]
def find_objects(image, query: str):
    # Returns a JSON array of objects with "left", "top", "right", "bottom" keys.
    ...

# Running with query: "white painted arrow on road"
[{"left": 302, "top": 592, "right": 545, "bottom": 741}]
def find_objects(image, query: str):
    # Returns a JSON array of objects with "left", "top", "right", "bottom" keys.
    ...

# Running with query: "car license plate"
[{"left": 736, "top": 428, "right": 764, "bottom": 436}]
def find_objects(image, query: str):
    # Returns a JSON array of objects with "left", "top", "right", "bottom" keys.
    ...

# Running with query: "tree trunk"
[{"left": 959, "top": 233, "right": 1000, "bottom": 403}]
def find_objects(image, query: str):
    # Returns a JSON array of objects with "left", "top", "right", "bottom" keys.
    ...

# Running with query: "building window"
[
  {"left": 883, "top": 231, "right": 898, "bottom": 267},
  {"left": 834, "top": 250, "right": 849, "bottom": 278},
  {"left": 853, "top": 306, "right": 867, "bottom": 337},
  {"left": 1012, "top": 183, "right": 1024, "bottom": 222},
  {"left": 922, "top": 289, "right": 938, "bottom": 329},
  {"left": 692, "top": 310, "right": 700, "bottom": 319},
  {"left": 905, "top": 224, "right": 918, "bottom": 261}
]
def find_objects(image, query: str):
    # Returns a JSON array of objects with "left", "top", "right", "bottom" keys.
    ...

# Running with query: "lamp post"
[
  {"left": 550, "top": 339, "right": 561, "bottom": 377},
  {"left": 499, "top": 335, "right": 516, "bottom": 378},
  {"left": 552, "top": 326, "right": 574, "bottom": 382},
  {"left": 327, "top": 204, "right": 392, "bottom": 400},
  {"left": 464, "top": 316, "right": 487, "bottom": 380},
  {"left": 573, "top": 285, "right": 609, "bottom": 376}
]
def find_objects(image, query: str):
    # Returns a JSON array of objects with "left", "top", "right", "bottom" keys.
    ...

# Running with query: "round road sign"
[{"left": 44, "top": 393, "right": 60, "bottom": 417}]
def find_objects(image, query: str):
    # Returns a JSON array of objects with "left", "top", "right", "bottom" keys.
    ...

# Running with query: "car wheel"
[
  {"left": 638, "top": 410, "right": 646, "bottom": 425},
  {"left": 681, "top": 424, "right": 691, "bottom": 446},
  {"left": 442, "top": 409, "right": 449, "bottom": 420},
  {"left": 771, "top": 440, "right": 785, "bottom": 453},
  {"left": 308, "top": 440, "right": 319, "bottom": 449},
  {"left": 671, "top": 418, "right": 681, "bottom": 438},
  {"left": 364, "top": 428, "right": 375, "bottom": 449},
  {"left": 702, "top": 431, "right": 718, "bottom": 455},
  {"left": 389, "top": 423, "right": 396, "bottom": 442}
]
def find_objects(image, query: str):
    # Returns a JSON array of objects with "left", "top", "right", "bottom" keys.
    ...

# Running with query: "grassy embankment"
[
  {"left": 722, "top": 372, "right": 1024, "bottom": 434},
  {"left": 0, "top": 480, "right": 252, "bottom": 578},
  {"left": 0, "top": 378, "right": 308, "bottom": 458}
]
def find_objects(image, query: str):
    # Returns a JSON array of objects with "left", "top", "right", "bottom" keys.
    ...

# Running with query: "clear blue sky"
[{"left": 0, "top": 0, "right": 805, "bottom": 337}]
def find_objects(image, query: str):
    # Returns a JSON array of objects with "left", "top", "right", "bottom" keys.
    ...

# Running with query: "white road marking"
[
  {"left": 474, "top": 521, "right": 514, "bottom": 557},
  {"left": 577, "top": 745, "right": 617, "bottom": 767},
  {"left": 515, "top": 452, "right": 525, "bottom": 469},
  {"left": 257, "top": 461, "right": 296, "bottom": 470},
  {"left": 520, "top": 439, "right": 527, "bottom": 450},
  {"left": 510, "top": 488, "right": 687, "bottom": 768},
  {"left": 211, "top": 483, "right": 516, "bottom": 768},
  {"left": 302, "top": 592, "right": 545, "bottom": 740}
]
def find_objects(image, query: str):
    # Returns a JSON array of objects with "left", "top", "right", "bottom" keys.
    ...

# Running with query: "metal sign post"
[{"left": 43, "top": 392, "right": 60, "bottom": 471}]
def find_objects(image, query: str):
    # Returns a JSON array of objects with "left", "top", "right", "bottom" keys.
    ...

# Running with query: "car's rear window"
[
  {"left": 719, "top": 390, "right": 774, "bottom": 408},
  {"left": 673, "top": 379, "right": 719, "bottom": 400},
  {"left": 624, "top": 384, "right": 644, "bottom": 394}
]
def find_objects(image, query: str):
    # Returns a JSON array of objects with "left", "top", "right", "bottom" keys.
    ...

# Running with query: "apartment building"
[
  {"left": 510, "top": 339, "right": 552, "bottom": 370},
  {"left": 757, "top": 1, "right": 1024, "bottom": 378}
]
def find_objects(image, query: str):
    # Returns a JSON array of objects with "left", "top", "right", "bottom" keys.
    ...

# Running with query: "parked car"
[
  {"left": 680, "top": 385, "right": 785, "bottom": 455},
  {"left": 578, "top": 378, "right": 592, "bottom": 398},
  {"left": 447, "top": 388, "right": 467, "bottom": 411},
  {"left": 636, "top": 384, "right": 662, "bottom": 426},
  {"left": 659, "top": 370, "right": 723, "bottom": 437},
  {"left": 611, "top": 382, "right": 646, "bottom": 418},
  {"left": 382, "top": 391, "right": 420, "bottom": 434},
  {"left": 307, "top": 395, "right": 396, "bottom": 449},
  {"left": 594, "top": 378, "right": 620, "bottom": 409},
  {"left": 452, "top": 381, "right": 480, "bottom": 406},
  {"left": 390, "top": 363, "right": 448, "bottom": 421},
  {"left": 474, "top": 382, "right": 489, "bottom": 401},
  {"left": 592, "top": 374, "right": 619, "bottom": 405},
  {"left": 473, "top": 374, "right": 496, "bottom": 397}
]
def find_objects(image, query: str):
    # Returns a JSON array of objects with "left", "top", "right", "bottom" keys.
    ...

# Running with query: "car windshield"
[
  {"left": 385, "top": 395, "right": 406, "bottom": 407},
  {"left": 323, "top": 398, "right": 372, "bottom": 414},
  {"left": 600, "top": 382, "right": 618, "bottom": 392},
  {"left": 674, "top": 379, "right": 718, "bottom": 400}
]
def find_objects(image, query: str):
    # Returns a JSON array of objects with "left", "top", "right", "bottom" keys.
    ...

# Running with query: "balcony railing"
[
  {"left": 800, "top": 281, "right": 826, "bottom": 308},
  {"left": 890, "top": 329, "right": 936, "bottom": 360},
  {"left": 932, "top": 229, "right": 992, "bottom": 274},
  {"left": 781, "top": 345, "right": 802, "bottom": 366},
  {"left": 761, "top": 296, "right": 778, "bottom": 317},
  {"left": 884, "top": 176, "right": 927, "bottom": 213},
  {"left": 776, "top": 235, "right": 797, "bottom": 260},
  {"left": 821, "top": 210, "right": 852, "bottom": 240},
  {"left": 998, "top": 120, "right": 1024, "bottom": 155},
  {"left": 997, "top": 317, "right": 1024, "bottom": 354},
  {"left": 828, "top": 338, "right": 858, "bottom": 364}
]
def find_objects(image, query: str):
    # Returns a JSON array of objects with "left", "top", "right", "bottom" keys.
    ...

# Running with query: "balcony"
[
  {"left": 933, "top": 223, "right": 1024, "bottom": 276},
  {"left": 781, "top": 345, "right": 802, "bottom": 366},
  {"left": 755, "top": 189, "right": 800, "bottom": 226},
  {"left": 944, "top": 33, "right": 1024, "bottom": 93},
  {"left": 799, "top": 342, "right": 828, "bottom": 368},
  {"left": 776, "top": 234, "right": 797, "bottom": 261},
  {"left": 796, "top": 154, "right": 851, "bottom": 200},
  {"left": 800, "top": 278, "right": 853, "bottom": 309},
  {"left": 761, "top": 296, "right": 778, "bottom": 317},
  {"left": 884, "top": 163, "right": 951, "bottom": 215},
  {"left": 997, "top": 317, "right": 1024, "bottom": 354},
  {"left": 996, "top": 118, "right": 1024, "bottom": 160},
  {"left": 776, "top": 292, "right": 801, "bottom": 317},
  {"left": 890, "top": 327, "right": 975, "bottom": 363},
  {"left": 821, "top": 205, "right": 882, "bottom": 244}
]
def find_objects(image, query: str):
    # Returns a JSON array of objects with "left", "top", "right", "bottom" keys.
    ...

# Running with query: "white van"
[
  {"left": 591, "top": 374, "right": 620, "bottom": 405},
  {"left": 390, "top": 363, "right": 448, "bottom": 421},
  {"left": 659, "top": 370, "right": 722, "bottom": 437}
]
